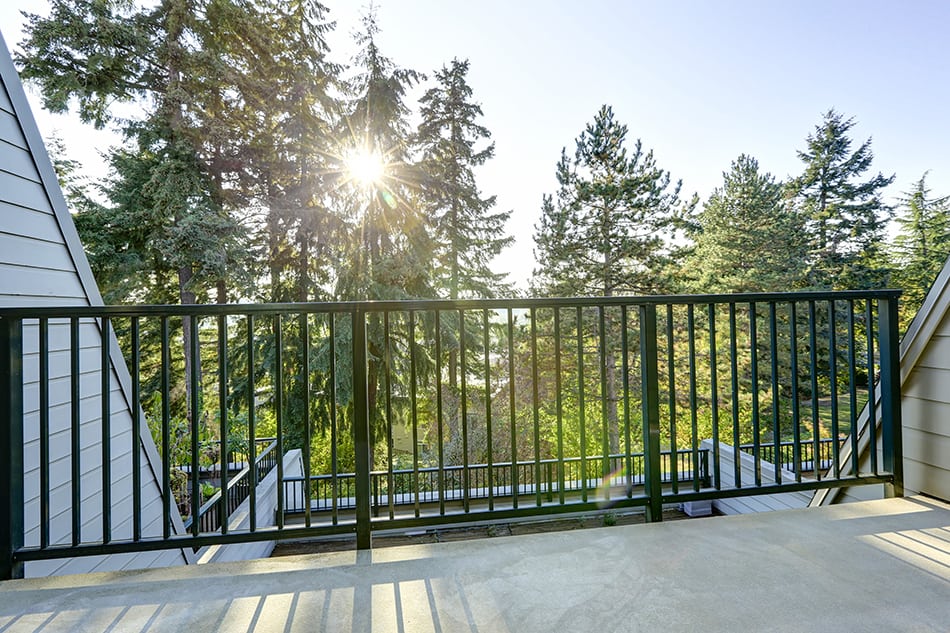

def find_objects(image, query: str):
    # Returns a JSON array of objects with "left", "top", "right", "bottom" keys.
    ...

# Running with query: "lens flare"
[
  {"left": 596, "top": 464, "right": 632, "bottom": 509},
  {"left": 346, "top": 149, "right": 385, "bottom": 187}
]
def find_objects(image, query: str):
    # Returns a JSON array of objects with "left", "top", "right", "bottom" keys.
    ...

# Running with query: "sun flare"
[{"left": 346, "top": 149, "right": 385, "bottom": 187}]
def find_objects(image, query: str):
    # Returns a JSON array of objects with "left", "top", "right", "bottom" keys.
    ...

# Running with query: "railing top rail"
[{"left": 0, "top": 289, "right": 902, "bottom": 318}]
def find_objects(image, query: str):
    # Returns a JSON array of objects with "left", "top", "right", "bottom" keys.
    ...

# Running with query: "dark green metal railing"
[{"left": 0, "top": 290, "right": 903, "bottom": 579}]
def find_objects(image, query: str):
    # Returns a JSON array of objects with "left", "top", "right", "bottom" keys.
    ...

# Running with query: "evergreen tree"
[
  {"left": 335, "top": 10, "right": 432, "bottom": 302},
  {"left": 683, "top": 154, "right": 807, "bottom": 293},
  {"left": 533, "top": 105, "right": 688, "bottom": 297},
  {"left": 416, "top": 58, "right": 512, "bottom": 300},
  {"left": 891, "top": 173, "right": 950, "bottom": 325},
  {"left": 532, "top": 105, "right": 690, "bottom": 452},
  {"left": 332, "top": 11, "right": 435, "bottom": 461},
  {"left": 788, "top": 110, "right": 894, "bottom": 289}
]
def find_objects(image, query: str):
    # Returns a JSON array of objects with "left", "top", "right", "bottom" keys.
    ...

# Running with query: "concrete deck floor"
[{"left": 1, "top": 496, "right": 948, "bottom": 633}]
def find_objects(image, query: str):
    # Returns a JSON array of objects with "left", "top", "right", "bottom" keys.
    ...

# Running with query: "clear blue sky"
[{"left": 3, "top": 0, "right": 949, "bottom": 289}]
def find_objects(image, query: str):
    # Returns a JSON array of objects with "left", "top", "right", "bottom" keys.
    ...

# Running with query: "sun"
[{"left": 345, "top": 149, "right": 385, "bottom": 187}]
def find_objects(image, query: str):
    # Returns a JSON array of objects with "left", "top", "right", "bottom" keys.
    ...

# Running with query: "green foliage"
[
  {"left": 788, "top": 110, "right": 895, "bottom": 289},
  {"left": 890, "top": 173, "right": 950, "bottom": 329},
  {"left": 533, "top": 105, "right": 693, "bottom": 297},
  {"left": 417, "top": 58, "right": 513, "bottom": 299},
  {"left": 682, "top": 154, "right": 807, "bottom": 293}
]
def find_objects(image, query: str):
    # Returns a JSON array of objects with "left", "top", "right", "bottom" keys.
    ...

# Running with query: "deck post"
[
  {"left": 878, "top": 296, "right": 904, "bottom": 498},
  {"left": 639, "top": 305, "right": 663, "bottom": 522},
  {"left": 353, "top": 309, "right": 373, "bottom": 549},
  {"left": 0, "top": 317, "right": 24, "bottom": 579}
]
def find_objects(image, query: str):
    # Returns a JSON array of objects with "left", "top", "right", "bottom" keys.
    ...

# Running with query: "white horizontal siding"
[
  {"left": 0, "top": 81, "right": 14, "bottom": 113},
  {"left": 0, "top": 262, "right": 86, "bottom": 299},
  {"left": 0, "top": 231, "right": 75, "bottom": 270},
  {"left": 0, "top": 107, "right": 28, "bottom": 150},
  {"left": 0, "top": 138, "right": 39, "bottom": 178},
  {"left": 1, "top": 202, "right": 61, "bottom": 241},
  {"left": 0, "top": 169, "right": 51, "bottom": 210}
]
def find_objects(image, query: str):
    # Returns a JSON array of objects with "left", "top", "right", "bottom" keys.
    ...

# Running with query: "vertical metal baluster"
[
  {"left": 789, "top": 303, "right": 801, "bottom": 482},
  {"left": 531, "top": 307, "right": 541, "bottom": 507},
  {"left": 728, "top": 304, "right": 740, "bottom": 488},
  {"left": 352, "top": 309, "right": 371, "bottom": 550},
  {"left": 847, "top": 302, "right": 859, "bottom": 477},
  {"left": 460, "top": 309, "right": 470, "bottom": 512},
  {"left": 247, "top": 315, "right": 257, "bottom": 531},
  {"left": 507, "top": 309, "right": 518, "bottom": 509},
  {"left": 865, "top": 300, "right": 877, "bottom": 475},
  {"left": 666, "top": 305, "right": 677, "bottom": 493},
  {"left": 160, "top": 317, "right": 171, "bottom": 540},
  {"left": 640, "top": 304, "right": 662, "bottom": 522},
  {"left": 275, "top": 314, "right": 284, "bottom": 529},
  {"left": 329, "top": 314, "right": 338, "bottom": 525},
  {"left": 131, "top": 317, "right": 142, "bottom": 541},
  {"left": 37, "top": 318, "right": 49, "bottom": 549},
  {"left": 828, "top": 301, "right": 840, "bottom": 479},
  {"left": 749, "top": 303, "right": 761, "bottom": 487},
  {"left": 687, "top": 305, "right": 699, "bottom": 492},
  {"left": 622, "top": 306, "right": 633, "bottom": 496},
  {"left": 878, "top": 296, "right": 903, "bottom": 497},
  {"left": 189, "top": 316, "right": 200, "bottom": 537},
  {"left": 384, "top": 312, "right": 394, "bottom": 520},
  {"left": 301, "top": 313, "right": 311, "bottom": 528},
  {"left": 217, "top": 315, "right": 229, "bottom": 534},
  {"left": 555, "top": 308, "right": 565, "bottom": 504},
  {"left": 769, "top": 302, "right": 781, "bottom": 484},
  {"left": 808, "top": 301, "right": 820, "bottom": 480},
  {"left": 100, "top": 317, "right": 112, "bottom": 544},
  {"left": 599, "top": 307, "right": 609, "bottom": 495},
  {"left": 708, "top": 304, "right": 720, "bottom": 490},
  {"left": 410, "top": 311, "right": 420, "bottom": 518},
  {"left": 436, "top": 311, "right": 445, "bottom": 515},
  {"left": 1, "top": 316, "right": 24, "bottom": 579},
  {"left": 483, "top": 310, "right": 494, "bottom": 511},
  {"left": 576, "top": 306, "right": 587, "bottom": 502}
]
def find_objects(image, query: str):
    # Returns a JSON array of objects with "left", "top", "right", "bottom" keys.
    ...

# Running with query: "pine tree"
[
  {"left": 683, "top": 154, "right": 807, "bottom": 293},
  {"left": 533, "top": 105, "right": 690, "bottom": 452},
  {"left": 416, "top": 58, "right": 512, "bottom": 300},
  {"left": 891, "top": 173, "right": 950, "bottom": 326},
  {"left": 533, "top": 105, "right": 688, "bottom": 297},
  {"left": 788, "top": 110, "right": 895, "bottom": 289}
]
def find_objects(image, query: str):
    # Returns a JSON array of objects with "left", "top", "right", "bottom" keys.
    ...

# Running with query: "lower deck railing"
[
  {"left": 0, "top": 290, "right": 904, "bottom": 578},
  {"left": 283, "top": 449, "right": 712, "bottom": 515}
]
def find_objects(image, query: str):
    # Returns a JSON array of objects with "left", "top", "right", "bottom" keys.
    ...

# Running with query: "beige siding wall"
[
  {"left": 899, "top": 314, "right": 950, "bottom": 502},
  {"left": 0, "top": 61, "right": 189, "bottom": 575}
]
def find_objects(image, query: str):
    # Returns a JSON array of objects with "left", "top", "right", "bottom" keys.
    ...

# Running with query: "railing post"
[
  {"left": 352, "top": 309, "right": 372, "bottom": 549},
  {"left": 639, "top": 305, "right": 663, "bottom": 522},
  {"left": 1, "top": 317, "right": 24, "bottom": 580},
  {"left": 878, "top": 296, "right": 903, "bottom": 498}
]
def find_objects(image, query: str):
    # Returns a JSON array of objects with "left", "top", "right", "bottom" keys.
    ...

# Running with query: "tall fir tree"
[
  {"left": 788, "top": 110, "right": 894, "bottom": 289},
  {"left": 533, "top": 105, "right": 689, "bottom": 297},
  {"left": 335, "top": 10, "right": 432, "bottom": 302},
  {"left": 683, "top": 154, "right": 807, "bottom": 293},
  {"left": 891, "top": 173, "right": 950, "bottom": 326},
  {"left": 416, "top": 58, "right": 512, "bottom": 300}
]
